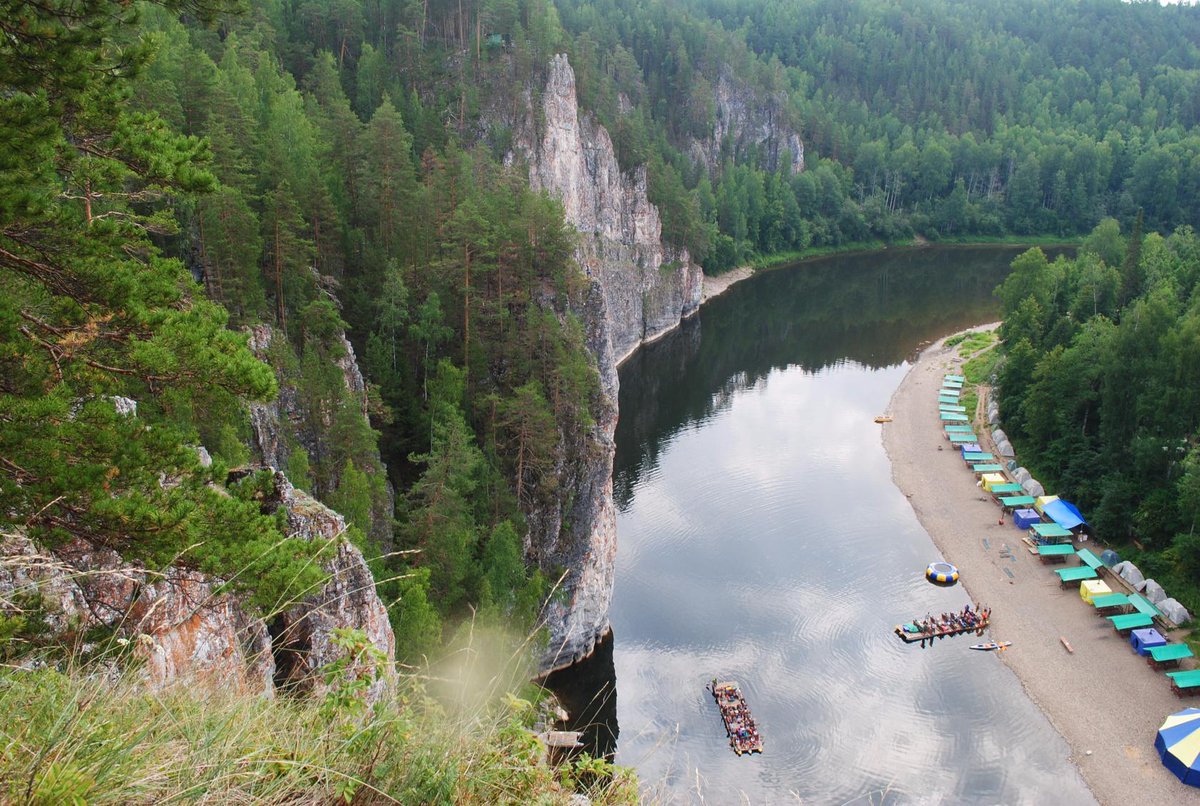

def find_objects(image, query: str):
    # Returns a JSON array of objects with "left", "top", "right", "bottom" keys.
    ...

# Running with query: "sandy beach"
[{"left": 882, "top": 326, "right": 1200, "bottom": 805}]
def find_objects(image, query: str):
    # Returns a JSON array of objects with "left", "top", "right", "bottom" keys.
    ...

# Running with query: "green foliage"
[{"left": 996, "top": 223, "right": 1200, "bottom": 614}]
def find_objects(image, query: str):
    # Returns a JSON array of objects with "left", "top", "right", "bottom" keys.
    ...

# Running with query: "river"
[{"left": 547, "top": 246, "right": 1093, "bottom": 804}]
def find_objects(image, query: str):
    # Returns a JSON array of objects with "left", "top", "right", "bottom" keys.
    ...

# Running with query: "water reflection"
[{"left": 550, "top": 246, "right": 1091, "bottom": 804}]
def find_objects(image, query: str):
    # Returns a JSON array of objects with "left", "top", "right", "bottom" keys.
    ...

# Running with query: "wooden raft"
[{"left": 709, "top": 681, "right": 763, "bottom": 756}]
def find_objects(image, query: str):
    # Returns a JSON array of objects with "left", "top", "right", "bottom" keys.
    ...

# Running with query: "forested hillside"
[
  {"left": 5, "top": 0, "right": 1200, "bottom": 664},
  {"left": 995, "top": 222, "right": 1200, "bottom": 614},
  {"left": 554, "top": 0, "right": 1200, "bottom": 267}
]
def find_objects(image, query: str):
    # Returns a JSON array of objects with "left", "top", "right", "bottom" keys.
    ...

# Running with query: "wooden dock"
[{"left": 709, "top": 680, "right": 763, "bottom": 755}]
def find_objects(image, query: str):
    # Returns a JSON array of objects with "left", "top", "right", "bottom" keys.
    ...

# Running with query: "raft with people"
[
  {"left": 708, "top": 680, "right": 763, "bottom": 755},
  {"left": 894, "top": 604, "right": 991, "bottom": 646}
]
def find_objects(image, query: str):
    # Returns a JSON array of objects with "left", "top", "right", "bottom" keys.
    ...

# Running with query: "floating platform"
[
  {"left": 894, "top": 618, "right": 989, "bottom": 644},
  {"left": 709, "top": 681, "right": 763, "bottom": 756}
]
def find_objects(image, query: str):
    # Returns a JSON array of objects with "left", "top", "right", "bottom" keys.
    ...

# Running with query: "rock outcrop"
[
  {"left": 0, "top": 471, "right": 395, "bottom": 701},
  {"left": 264, "top": 472, "right": 396, "bottom": 702},
  {"left": 688, "top": 66, "right": 805, "bottom": 177},
  {"left": 519, "top": 54, "right": 704, "bottom": 364},
  {"left": 512, "top": 55, "right": 706, "bottom": 672},
  {"left": 246, "top": 324, "right": 395, "bottom": 550}
]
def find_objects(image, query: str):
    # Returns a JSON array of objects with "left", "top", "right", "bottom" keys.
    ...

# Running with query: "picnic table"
[
  {"left": 1108, "top": 612, "right": 1154, "bottom": 633},
  {"left": 1090, "top": 592, "right": 1131, "bottom": 614},
  {"left": 1149, "top": 643, "right": 1194, "bottom": 669},
  {"left": 1036, "top": 543, "right": 1074, "bottom": 564},
  {"left": 1056, "top": 565, "right": 1099, "bottom": 586},
  {"left": 940, "top": 412, "right": 969, "bottom": 422},
  {"left": 999, "top": 495, "right": 1037, "bottom": 508},
  {"left": 1168, "top": 669, "right": 1200, "bottom": 696},
  {"left": 990, "top": 483, "right": 1024, "bottom": 494},
  {"left": 972, "top": 463, "right": 1004, "bottom": 473}
]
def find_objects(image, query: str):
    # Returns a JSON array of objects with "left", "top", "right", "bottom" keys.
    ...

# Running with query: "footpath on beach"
[{"left": 882, "top": 327, "right": 1200, "bottom": 805}]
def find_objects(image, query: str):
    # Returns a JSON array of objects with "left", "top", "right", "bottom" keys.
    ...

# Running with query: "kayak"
[{"left": 969, "top": 641, "right": 1011, "bottom": 651}]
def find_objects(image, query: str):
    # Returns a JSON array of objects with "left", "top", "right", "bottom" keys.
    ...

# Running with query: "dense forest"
[
  {"left": 995, "top": 221, "right": 1200, "bottom": 613},
  {"left": 5, "top": 0, "right": 1200, "bottom": 663}
]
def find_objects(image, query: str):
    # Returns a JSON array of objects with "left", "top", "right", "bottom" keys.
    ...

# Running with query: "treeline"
[
  {"left": 551, "top": 0, "right": 1200, "bottom": 268},
  {"left": 995, "top": 221, "right": 1200, "bottom": 612}
]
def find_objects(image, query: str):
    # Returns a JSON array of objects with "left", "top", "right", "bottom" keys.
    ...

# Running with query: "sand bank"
[
  {"left": 882, "top": 326, "right": 1199, "bottom": 805},
  {"left": 701, "top": 265, "right": 754, "bottom": 303}
]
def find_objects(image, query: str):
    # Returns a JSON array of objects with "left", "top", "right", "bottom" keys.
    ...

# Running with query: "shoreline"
[{"left": 882, "top": 327, "right": 1197, "bottom": 805}]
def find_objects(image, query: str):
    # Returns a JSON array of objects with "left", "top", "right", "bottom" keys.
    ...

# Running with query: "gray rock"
[
  {"left": 686, "top": 66, "right": 804, "bottom": 176},
  {"left": 516, "top": 55, "right": 706, "bottom": 672}
]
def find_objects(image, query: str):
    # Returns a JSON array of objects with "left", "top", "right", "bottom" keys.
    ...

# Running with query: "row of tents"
[{"left": 939, "top": 375, "right": 1192, "bottom": 629}]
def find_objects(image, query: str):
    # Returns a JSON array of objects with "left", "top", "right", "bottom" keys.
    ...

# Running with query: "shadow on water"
[
  {"left": 541, "top": 630, "right": 619, "bottom": 761},
  {"left": 614, "top": 245, "right": 1070, "bottom": 510}
]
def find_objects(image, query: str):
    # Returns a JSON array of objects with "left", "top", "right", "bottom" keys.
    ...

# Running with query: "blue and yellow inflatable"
[{"left": 925, "top": 561, "right": 960, "bottom": 586}]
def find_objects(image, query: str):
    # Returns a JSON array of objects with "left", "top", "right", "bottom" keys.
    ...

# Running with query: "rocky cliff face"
[
  {"left": 689, "top": 66, "right": 805, "bottom": 177},
  {"left": 519, "top": 54, "right": 704, "bottom": 365},
  {"left": 511, "top": 54, "right": 704, "bottom": 673},
  {"left": 246, "top": 324, "right": 395, "bottom": 550},
  {"left": 0, "top": 471, "right": 394, "bottom": 701}
]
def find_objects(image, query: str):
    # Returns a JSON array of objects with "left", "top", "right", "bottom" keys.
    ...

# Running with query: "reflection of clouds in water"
[{"left": 611, "top": 357, "right": 1094, "bottom": 804}]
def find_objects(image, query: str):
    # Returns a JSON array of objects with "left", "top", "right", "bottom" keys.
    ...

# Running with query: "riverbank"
[{"left": 882, "top": 328, "right": 1197, "bottom": 805}]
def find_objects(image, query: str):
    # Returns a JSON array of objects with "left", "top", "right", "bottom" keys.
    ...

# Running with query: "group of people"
[
  {"left": 908, "top": 604, "right": 991, "bottom": 649},
  {"left": 915, "top": 603, "right": 991, "bottom": 639},
  {"left": 710, "top": 681, "right": 763, "bottom": 755}
]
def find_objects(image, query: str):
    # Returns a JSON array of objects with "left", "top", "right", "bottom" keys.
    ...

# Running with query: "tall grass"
[
  {"left": 0, "top": 541, "right": 638, "bottom": 804},
  {"left": 0, "top": 642, "right": 638, "bottom": 804}
]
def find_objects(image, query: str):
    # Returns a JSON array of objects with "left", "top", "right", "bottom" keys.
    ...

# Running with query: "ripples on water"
[{"left": 556, "top": 248, "right": 1092, "bottom": 804}]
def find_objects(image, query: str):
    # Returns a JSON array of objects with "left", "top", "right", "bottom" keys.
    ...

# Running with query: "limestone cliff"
[
  {"left": 0, "top": 471, "right": 394, "bottom": 701},
  {"left": 688, "top": 66, "right": 805, "bottom": 176},
  {"left": 511, "top": 54, "right": 703, "bottom": 673}
]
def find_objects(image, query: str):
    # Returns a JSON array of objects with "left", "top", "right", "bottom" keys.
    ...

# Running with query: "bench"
[
  {"left": 944, "top": 374, "right": 965, "bottom": 382},
  {"left": 1168, "top": 669, "right": 1200, "bottom": 697},
  {"left": 1108, "top": 612, "right": 1154, "bottom": 633},
  {"left": 1149, "top": 643, "right": 1194, "bottom": 670},
  {"left": 1076, "top": 548, "right": 1104, "bottom": 574},
  {"left": 1130, "top": 593, "right": 1164, "bottom": 621},
  {"left": 1057, "top": 565, "right": 1099, "bottom": 586}
]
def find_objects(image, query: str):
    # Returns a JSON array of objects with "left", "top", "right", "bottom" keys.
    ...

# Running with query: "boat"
[
  {"left": 709, "top": 680, "right": 763, "bottom": 756},
  {"left": 970, "top": 641, "right": 1011, "bottom": 651},
  {"left": 894, "top": 605, "right": 990, "bottom": 644}
]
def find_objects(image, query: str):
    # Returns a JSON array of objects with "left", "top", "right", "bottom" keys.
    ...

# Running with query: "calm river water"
[{"left": 549, "top": 246, "right": 1094, "bottom": 804}]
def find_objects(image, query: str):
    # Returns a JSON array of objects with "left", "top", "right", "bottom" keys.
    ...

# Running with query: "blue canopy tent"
[
  {"left": 1156, "top": 708, "right": 1200, "bottom": 787},
  {"left": 1043, "top": 498, "right": 1087, "bottom": 531}
]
